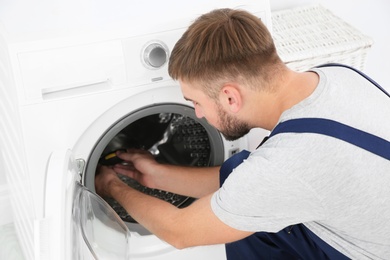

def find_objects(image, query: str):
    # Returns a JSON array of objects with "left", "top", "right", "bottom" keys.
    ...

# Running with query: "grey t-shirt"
[{"left": 211, "top": 66, "right": 390, "bottom": 259}]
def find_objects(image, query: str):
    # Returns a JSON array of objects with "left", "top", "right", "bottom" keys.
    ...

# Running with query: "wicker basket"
[{"left": 272, "top": 5, "right": 373, "bottom": 72}]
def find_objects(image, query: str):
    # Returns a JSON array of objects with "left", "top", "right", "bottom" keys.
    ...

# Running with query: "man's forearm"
[
  {"left": 108, "top": 178, "right": 252, "bottom": 249},
  {"left": 153, "top": 164, "right": 220, "bottom": 198}
]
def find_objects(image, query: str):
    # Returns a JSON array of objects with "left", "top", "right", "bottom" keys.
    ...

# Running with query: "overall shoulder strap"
[{"left": 269, "top": 118, "right": 390, "bottom": 160}]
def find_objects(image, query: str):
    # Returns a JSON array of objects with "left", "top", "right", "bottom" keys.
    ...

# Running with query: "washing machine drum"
[{"left": 85, "top": 103, "right": 224, "bottom": 223}]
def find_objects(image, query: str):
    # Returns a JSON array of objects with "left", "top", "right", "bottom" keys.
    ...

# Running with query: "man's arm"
[
  {"left": 114, "top": 150, "right": 221, "bottom": 198},
  {"left": 104, "top": 174, "right": 253, "bottom": 249}
]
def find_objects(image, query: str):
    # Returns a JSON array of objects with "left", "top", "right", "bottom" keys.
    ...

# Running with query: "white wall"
[
  {"left": 0, "top": 153, "right": 13, "bottom": 225},
  {"left": 270, "top": 0, "right": 390, "bottom": 91}
]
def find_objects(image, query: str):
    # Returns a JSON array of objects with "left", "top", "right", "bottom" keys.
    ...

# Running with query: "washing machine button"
[{"left": 142, "top": 41, "right": 169, "bottom": 69}]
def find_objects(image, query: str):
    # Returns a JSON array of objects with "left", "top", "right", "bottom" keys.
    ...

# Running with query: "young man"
[{"left": 95, "top": 8, "right": 390, "bottom": 259}]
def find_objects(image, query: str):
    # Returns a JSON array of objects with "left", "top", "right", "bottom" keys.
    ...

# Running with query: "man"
[{"left": 95, "top": 8, "right": 390, "bottom": 259}]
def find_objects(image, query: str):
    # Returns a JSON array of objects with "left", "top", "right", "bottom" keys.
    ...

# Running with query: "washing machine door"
[
  {"left": 46, "top": 150, "right": 131, "bottom": 260},
  {"left": 74, "top": 182, "right": 131, "bottom": 260}
]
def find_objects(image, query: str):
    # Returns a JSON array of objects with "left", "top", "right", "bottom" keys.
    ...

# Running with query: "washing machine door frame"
[{"left": 45, "top": 149, "right": 131, "bottom": 260}]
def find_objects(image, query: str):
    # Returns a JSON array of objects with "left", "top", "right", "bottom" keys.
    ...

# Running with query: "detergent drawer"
[{"left": 17, "top": 40, "right": 126, "bottom": 103}]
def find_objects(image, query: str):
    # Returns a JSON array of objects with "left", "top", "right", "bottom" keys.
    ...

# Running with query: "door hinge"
[{"left": 75, "top": 159, "right": 85, "bottom": 183}]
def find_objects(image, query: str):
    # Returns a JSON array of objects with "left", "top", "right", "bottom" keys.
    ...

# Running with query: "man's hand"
[
  {"left": 95, "top": 165, "right": 122, "bottom": 198},
  {"left": 112, "top": 149, "right": 160, "bottom": 189}
]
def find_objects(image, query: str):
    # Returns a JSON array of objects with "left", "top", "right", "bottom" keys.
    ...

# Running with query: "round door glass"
[{"left": 85, "top": 104, "right": 224, "bottom": 224}]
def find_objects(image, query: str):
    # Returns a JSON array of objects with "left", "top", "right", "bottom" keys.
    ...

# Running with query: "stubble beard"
[{"left": 216, "top": 104, "right": 251, "bottom": 141}]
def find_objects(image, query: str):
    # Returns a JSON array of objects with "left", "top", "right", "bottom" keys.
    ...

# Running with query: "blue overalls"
[{"left": 219, "top": 64, "right": 390, "bottom": 260}]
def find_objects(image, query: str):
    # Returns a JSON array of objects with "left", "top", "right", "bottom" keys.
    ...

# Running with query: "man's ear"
[{"left": 219, "top": 84, "right": 242, "bottom": 113}]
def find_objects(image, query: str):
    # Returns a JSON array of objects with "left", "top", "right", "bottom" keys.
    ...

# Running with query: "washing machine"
[{"left": 0, "top": 1, "right": 271, "bottom": 259}]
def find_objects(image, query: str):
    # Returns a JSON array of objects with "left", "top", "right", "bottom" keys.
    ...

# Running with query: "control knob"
[{"left": 142, "top": 41, "right": 169, "bottom": 69}]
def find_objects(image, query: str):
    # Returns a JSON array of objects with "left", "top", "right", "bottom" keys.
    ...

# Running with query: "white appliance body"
[{"left": 0, "top": 1, "right": 271, "bottom": 259}]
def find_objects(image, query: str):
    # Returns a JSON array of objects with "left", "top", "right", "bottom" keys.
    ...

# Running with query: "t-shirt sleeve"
[{"left": 210, "top": 151, "right": 326, "bottom": 232}]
